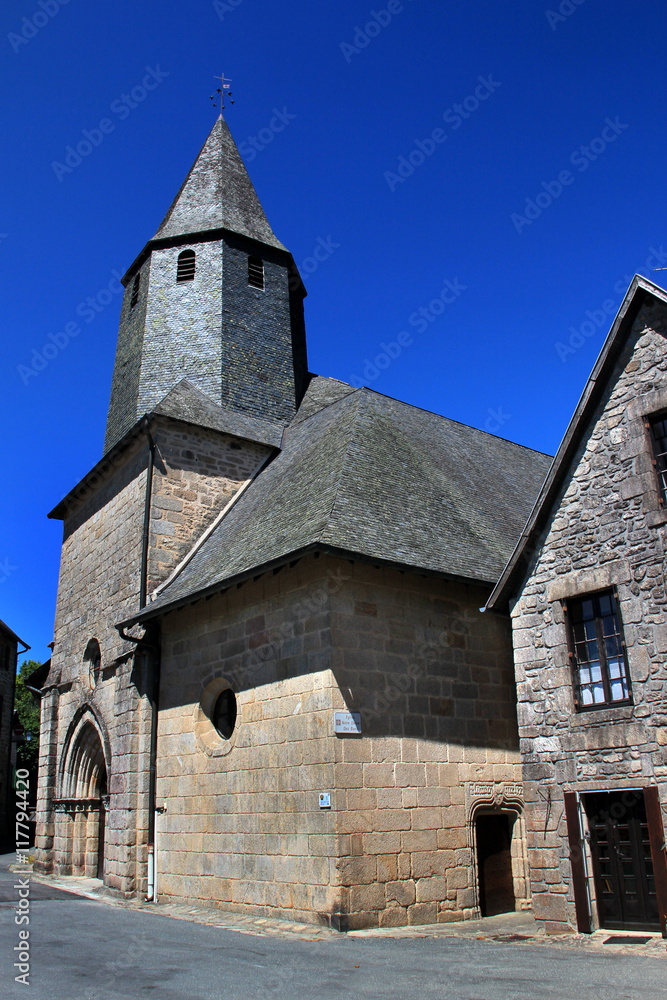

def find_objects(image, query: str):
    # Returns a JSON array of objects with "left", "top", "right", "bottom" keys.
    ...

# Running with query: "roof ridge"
[
  {"left": 486, "top": 275, "right": 667, "bottom": 611},
  {"left": 292, "top": 380, "right": 360, "bottom": 426},
  {"left": 313, "top": 391, "right": 365, "bottom": 543},
  {"left": 358, "top": 385, "right": 552, "bottom": 458}
]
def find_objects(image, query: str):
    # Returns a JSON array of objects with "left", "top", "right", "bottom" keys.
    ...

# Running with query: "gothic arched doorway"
[{"left": 55, "top": 716, "right": 110, "bottom": 879}]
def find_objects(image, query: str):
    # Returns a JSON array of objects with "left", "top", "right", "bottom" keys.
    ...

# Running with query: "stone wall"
[
  {"left": 147, "top": 421, "right": 271, "bottom": 595},
  {"left": 509, "top": 299, "right": 667, "bottom": 932},
  {"left": 154, "top": 553, "right": 528, "bottom": 928},
  {"left": 38, "top": 419, "right": 271, "bottom": 894},
  {"left": 329, "top": 561, "right": 528, "bottom": 929}
]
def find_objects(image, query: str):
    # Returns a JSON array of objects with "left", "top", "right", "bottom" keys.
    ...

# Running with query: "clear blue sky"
[{"left": 2, "top": 0, "right": 666, "bottom": 664}]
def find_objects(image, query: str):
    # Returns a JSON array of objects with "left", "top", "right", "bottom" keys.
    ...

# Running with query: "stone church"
[{"left": 34, "top": 113, "right": 667, "bottom": 936}]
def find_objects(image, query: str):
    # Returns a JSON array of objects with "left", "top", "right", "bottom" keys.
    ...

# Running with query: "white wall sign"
[{"left": 333, "top": 711, "right": 362, "bottom": 734}]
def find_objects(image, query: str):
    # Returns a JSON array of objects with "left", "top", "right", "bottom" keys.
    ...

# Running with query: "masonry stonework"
[
  {"left": 154, "top": 554, "right": 529, "bottom": 929},
  {"left": 509, "top": 297, "right": 667, "bottom": 933},
  {"left": 37, "top": 419, "right": 271, "bottom": 895}
]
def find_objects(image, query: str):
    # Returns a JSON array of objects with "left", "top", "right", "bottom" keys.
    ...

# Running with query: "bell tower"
[{"left": 104, "top": 115, "right": 307, "bottom": 452}]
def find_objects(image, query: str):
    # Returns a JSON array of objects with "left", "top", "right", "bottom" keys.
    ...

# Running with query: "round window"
[{"left": 212, "top": 689, "right": 237, "bottom": 739}]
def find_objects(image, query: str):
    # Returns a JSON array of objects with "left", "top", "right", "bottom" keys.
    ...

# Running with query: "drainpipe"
[
  {"left": 145, "top": 633, "right": 161, "bottom": 902},
  {"left": 139, "top": 417, "right": 156, "bottom": 609},
  {"left": 115, "top": 417, "right": 161, "bottom": 902}
]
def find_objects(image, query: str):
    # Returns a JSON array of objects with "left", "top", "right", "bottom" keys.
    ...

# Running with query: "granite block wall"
[
  {"left": 509, "top": 299, "right": 667, "bottom": 932},
  {"left": 154, "top": 554, "right": 529, "bottom": 928}
]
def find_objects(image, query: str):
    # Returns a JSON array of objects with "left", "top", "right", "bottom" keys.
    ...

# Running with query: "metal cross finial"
[{"left": 210, "top": 72, "right": 234, "bottom": 112}]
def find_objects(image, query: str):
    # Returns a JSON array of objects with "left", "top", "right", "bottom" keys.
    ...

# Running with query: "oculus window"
[{"left": 212, "top": 688, "right": 237, "bottom": 739}]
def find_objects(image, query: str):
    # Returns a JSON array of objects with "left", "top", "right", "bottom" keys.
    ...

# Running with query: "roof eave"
[
  {"left": 119, "top": 543, "right": 499, "bottom": 629},
  {"left": 121, "top": 227, "right": 302, "bottom": 291},
  {"left": 0, "top": 618, "right": 30, "bottom": 650},
  {"left": 486, "top": 275, "right": 667, "bottom": 613}
]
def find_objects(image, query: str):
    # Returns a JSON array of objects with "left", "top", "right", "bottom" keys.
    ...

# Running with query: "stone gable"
[{"left": 509, "top": 297, "right": 667, "bottom": 933}]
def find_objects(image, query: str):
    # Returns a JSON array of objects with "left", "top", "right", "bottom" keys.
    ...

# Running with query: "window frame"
[
  {"left": 646, "top": 412, "right": 667, "bottom": 507},
  {"left": 176, "top": 249, "right": 196, "bottom": 283},
  {"left": 247, "top": 255, "right": 265, "bottom": 290},
  {"left": 211, "top": 688, "right": 237, "bottom": 740},
  {"left": 563, "top": 588, "right": 632, "bottom": 711}
]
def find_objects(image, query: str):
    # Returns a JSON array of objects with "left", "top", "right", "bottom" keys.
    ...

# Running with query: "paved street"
[{"left": 1, "top": 855, "right": 665, "bottom": 1000}]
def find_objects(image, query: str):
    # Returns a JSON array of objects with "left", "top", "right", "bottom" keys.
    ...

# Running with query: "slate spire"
[
  {"left": 153, "top": 115, "right": 286, "bottom": 251},
  {"left": 103, "top": 115, "right": 307, "bottom": 454}
]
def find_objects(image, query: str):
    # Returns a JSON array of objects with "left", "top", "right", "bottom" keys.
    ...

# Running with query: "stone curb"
[{"left": 20, "top": 867, "right": 667, "bottom": 956}]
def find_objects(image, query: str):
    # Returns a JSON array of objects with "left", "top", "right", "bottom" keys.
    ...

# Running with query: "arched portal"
[
  {"left": 475, "top": 810, "right": 516, "bottom": 916},
  {"left": 55, "top": 715, "right": 110, "bottom": 879},
  {"left": 467, "top": 784, "right": 531, "bottom": 919}
]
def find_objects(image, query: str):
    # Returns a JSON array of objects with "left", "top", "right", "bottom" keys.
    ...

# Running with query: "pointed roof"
[
  {"left": 125, "top": 377, "right": 551, "bottom": 624},
  {"left": 486, "top": 275, "right": 667, "bottom": 613},
  {"left": 153, "top": 116, "right": 287, "bottom": 251}
]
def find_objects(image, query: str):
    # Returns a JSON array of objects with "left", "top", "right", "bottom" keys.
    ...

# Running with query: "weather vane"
[{"left": 210, "top": 72, "right": 234, "bottom": 112}]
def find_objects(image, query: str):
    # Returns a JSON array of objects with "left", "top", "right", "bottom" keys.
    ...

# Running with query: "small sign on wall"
[
  {"left": 333, "top": 711, "right": 362, "bottom": 735},
  {"left": 319, "top": 793, "right": 331, "bottom": 809}
]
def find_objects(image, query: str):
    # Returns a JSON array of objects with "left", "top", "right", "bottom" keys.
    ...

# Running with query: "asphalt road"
[{"left": 1, "top": 856, "right": 665, "bottom": 1000}]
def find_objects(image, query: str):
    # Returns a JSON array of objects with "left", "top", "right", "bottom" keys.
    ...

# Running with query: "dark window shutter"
[
  {"left": 564, "top": 791, "right": 592, "bottom": 933},
  {"left": 643, "top": 786, "right": 667, "bottom": 938}
]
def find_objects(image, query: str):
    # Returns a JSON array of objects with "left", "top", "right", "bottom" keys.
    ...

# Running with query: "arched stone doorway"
[
  {"left": 54, "top": 714, "right": 110, "bottom": 879},
  {"left": 467, "top": 782, "right": 531, "bottom": 918},
  {"left": 475, "top": 810, "right": 516, "bottom": 916}
]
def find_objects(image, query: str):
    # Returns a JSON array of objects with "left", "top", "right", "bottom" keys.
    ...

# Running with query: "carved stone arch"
[
  {"left": 54, "top": 706, "right": 111, "bottom": 879},
  {"left": 58, "top": 704, "right": 111, "bottom": 799}
]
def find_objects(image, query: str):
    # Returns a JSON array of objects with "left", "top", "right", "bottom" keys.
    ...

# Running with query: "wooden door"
[{"left": 585, "top": 791, "right": 660, "bottom": 931}]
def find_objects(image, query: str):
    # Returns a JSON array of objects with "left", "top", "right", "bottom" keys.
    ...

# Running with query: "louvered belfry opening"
[
  {"left": 177, "top": 249, "right": 196, "bottom": 282},
  {"left": 248, "top": 255, "right": 264, "bottom": 289},
  {"left": 130, "top": 272, "right": 140, "bottom": 308}
]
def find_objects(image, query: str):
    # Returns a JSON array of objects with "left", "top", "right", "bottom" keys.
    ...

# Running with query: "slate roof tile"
[
  {"left": 153, "top": 116, "right": 287, "bottom": 251},
  {"left": 140, "top": 377, "right": 552, "bottom": 618}
]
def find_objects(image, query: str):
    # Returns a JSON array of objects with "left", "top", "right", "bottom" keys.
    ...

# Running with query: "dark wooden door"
[
  {"left": 476, "top": 813, "right": 516, "bottom": 917},
  {"left": 585, "top": 791, "right": 660, "bottom": 931}
]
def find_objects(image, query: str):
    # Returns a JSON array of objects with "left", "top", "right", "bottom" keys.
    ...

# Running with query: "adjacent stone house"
[
  {"left": 34, "top": 115, "right": 552, "bottom": 929},
  {"left": 488, "top": 276, "right": 667, "bottom": 937}
]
